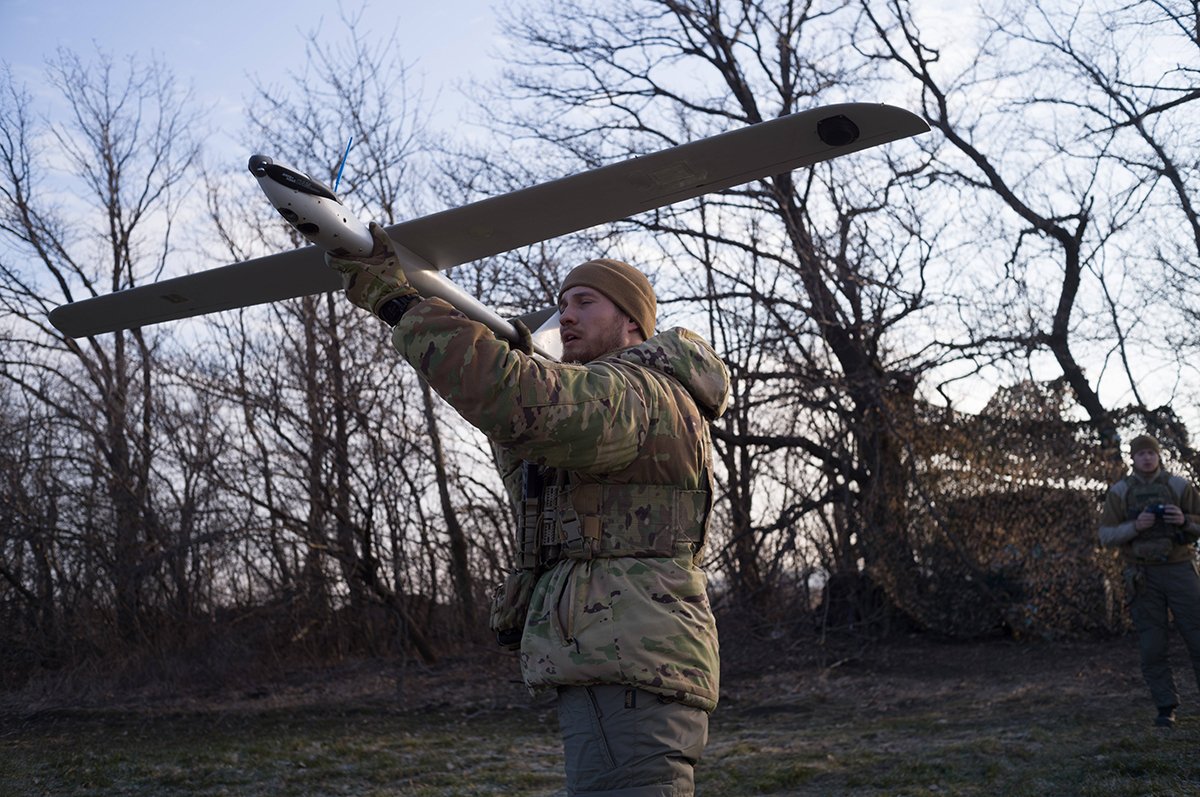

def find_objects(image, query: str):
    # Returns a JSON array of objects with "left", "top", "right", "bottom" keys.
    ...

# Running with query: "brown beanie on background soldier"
[{"left": 1098, "top": 434, "right": 1200, "bottom": 728}]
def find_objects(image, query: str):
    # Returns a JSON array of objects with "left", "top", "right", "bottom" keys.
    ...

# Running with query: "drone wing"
[{"left": 48, "top": 103, "right": 928, "bottom": 338}]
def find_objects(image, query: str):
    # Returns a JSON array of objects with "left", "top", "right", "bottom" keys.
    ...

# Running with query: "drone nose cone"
[{"left": 248, "top": 154, "right": 273, "bottom": 177}]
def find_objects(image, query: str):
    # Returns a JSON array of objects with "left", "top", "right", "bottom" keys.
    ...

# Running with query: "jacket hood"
[{"left": 606, "top": 327, "right": 730, "bottom": 420}]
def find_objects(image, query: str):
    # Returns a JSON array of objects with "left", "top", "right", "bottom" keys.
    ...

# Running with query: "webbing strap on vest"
[
  {"left": 551, "top": 481, "right": 709, "bottom": 561},
  {"left": 517, "top": 462, "right": 543, "bottom": 571}
]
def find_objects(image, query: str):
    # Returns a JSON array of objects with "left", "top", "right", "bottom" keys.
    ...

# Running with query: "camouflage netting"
[{"left": 866, "top": 380, "right": 1198, "bottom": 639}]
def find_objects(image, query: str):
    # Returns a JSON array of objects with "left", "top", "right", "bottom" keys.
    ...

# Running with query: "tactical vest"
[
  {"left": 1122, "top": 472, "right": 1189, "bottom": 564},
  {"left": 516, "top": 465, "right": 711, "bottom": 570}
]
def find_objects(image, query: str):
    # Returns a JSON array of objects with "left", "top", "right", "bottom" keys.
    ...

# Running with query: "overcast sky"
[{"left": 0, "top": 0, "right": 503, "bottom": 164}]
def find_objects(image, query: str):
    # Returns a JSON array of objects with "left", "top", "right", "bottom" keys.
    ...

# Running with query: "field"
[{"left": 3, "top": 635, "right": 1199, "bottom": 796}]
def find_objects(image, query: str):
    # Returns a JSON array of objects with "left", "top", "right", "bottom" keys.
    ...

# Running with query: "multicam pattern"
[
  {"left": 324, "top": 223, "right": 418, "bottom": 313},
  {"left": 394, "top": 298, "right": 730, "bottom": 711}
]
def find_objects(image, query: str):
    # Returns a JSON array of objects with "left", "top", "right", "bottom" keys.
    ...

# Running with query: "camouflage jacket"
[
  {"left": 393, "top": 297, "right": 730, "bottom": 711},
  {"left": 1098, "top": 469, "right": 1200, "bottom": 565}
]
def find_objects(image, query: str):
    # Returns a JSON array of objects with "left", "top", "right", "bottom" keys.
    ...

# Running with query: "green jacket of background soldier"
[
  {"left": 391, "top": 296, "right": 729, "bottom": 712},
  {"left": 1098, "top": 470, "right": 1200, "bottom": 563}
]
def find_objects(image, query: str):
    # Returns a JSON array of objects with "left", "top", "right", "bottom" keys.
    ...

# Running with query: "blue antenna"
[{"left": 333, "top": 136, "right": 353, "bottom": 193}]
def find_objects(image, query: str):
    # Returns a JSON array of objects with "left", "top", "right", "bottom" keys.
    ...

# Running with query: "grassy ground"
[{"left": 3, "top": 635, "right": 1199, "bottom": 796}]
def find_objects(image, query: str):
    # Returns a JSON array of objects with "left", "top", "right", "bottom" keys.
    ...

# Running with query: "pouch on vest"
[
  {"left": 491, "top": 462, "right": 550, "bottom": 649},
  {"left": 1125, "top": 477, "right": 1181, "bottom": 564},
  {"left": 1131, "top": 537, "right": 1173, "bottom": 563},
  {"left": 555, "top": 481, "right": 709, "bottom": 561},
  {"left": 489, "top": 569, "right": 539, "bottom": 650},
  {"left": 1122, "top": 565, "right": 1145, "bottom": 604},
  {"left": 517, "top": 462, "right": 547, "bottom": 570}
]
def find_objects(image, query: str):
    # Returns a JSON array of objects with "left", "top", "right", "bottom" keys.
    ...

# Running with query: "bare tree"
[
  {"left": 479, "top": 0, "right": 943, "bottom": 628},
  {"left": 839, "top": 0, "right": 1200, "bottom": 632},
  {"left": 858, "top": 1, "right": 1200, "bottom": 445},
  {"left": 198, "top": 10, "right": 500, "bottom": 659},
  {"left": 999, "top": 0, "right": 1200, "bottom": 458},
  {"left": 0, "top": 51, "right": 202, "bottom": 645}
]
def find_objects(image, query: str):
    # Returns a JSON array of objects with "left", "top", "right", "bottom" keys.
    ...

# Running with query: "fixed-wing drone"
[{"left": 48, "top": 103, "right": 929, "bottom": 357}]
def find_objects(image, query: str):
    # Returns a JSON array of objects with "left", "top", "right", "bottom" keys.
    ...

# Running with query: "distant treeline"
[{"left": 2, "top": 0, "right": 1198, "bottom": 682}]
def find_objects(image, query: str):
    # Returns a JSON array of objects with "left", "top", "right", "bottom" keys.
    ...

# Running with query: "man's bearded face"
[{"left": 558, "top": 286, "right": 638, "bottom": 363}]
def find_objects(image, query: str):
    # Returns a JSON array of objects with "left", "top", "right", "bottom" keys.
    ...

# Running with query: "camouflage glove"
[
  {"left": 512, "top": 319, "right": 534, "bottom": 355},
  {"left": 325, "top": 222, "right": 421, "bottom": 323}
]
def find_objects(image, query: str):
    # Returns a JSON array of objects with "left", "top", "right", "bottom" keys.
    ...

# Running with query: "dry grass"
[{"left": 3, "top": 635, "right": 1199, "bottom": 796}]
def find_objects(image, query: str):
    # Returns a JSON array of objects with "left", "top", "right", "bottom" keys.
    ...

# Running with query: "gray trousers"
[
  {"left": 1130, "top": 559, "right": 1200, "bottom": 709},
  {"left": 557, "top": 685, "right": 709, "bottom": 797}
]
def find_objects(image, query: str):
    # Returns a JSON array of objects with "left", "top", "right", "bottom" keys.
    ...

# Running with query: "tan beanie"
[
  {"left": 1129, "top": 434, "right": 1161, "bottom": 456},
  {"left": 559, "top": 258, "right": 656, "bottom": 339}
]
